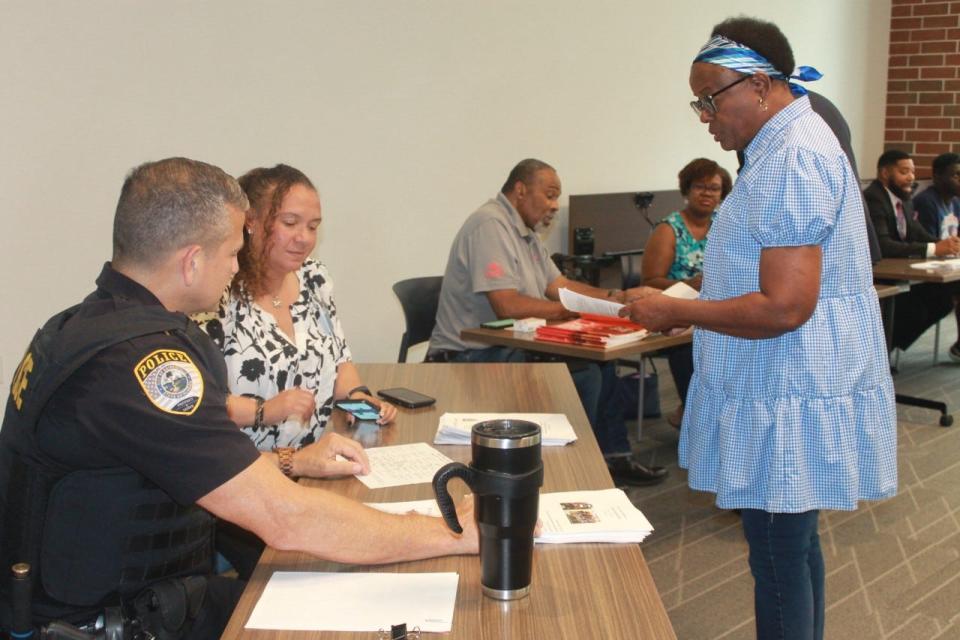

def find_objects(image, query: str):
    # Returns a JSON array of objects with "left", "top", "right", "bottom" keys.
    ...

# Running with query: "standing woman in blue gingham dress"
[{"left": 623, "top": 17, "right": 896, "bottom": 640}]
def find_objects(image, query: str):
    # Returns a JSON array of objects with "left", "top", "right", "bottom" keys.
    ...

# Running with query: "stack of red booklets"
[{"left": 534, "top": 314, "right": 648, "bottom": 349}]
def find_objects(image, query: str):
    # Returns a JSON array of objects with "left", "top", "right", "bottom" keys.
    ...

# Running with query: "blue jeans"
[
  {"left": 594, "top": 359, "right": 630, "bottom": 455},
  {"left": 451, "top": 348, "right": 620, "bottom": 453},
  {"left": 740, "top": 509, "right": 824, "bottom": 640},
  {"left": 451, "top": 346, "right": 527, "bottom": 364}
]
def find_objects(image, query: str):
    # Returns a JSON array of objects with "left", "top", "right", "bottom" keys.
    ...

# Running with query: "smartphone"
[
  {"left": 334, "top": 399, "right": 381, "bottom": 421},
  {"left": 481, "top": 318, "right": 514, "bottom": 329},
  {"left": 377, "top": 387, "right": 437, "bottom": 409}
]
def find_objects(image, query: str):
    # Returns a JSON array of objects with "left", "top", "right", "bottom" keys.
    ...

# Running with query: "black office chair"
[{"left": 392, "top": 276, "right": 443, "bottom": 363}]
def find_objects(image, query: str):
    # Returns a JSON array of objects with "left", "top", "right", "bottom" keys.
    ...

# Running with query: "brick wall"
[{"left": 886, "top": 0, "right": 960, "bottom": 179}]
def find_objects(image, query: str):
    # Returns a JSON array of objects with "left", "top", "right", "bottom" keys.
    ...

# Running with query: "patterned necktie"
[{"left": 895, "top": 200, "right": 907, "bottom": 240}]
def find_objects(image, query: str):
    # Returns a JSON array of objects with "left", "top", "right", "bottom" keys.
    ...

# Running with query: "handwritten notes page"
[{"left": 354, "top": 442, "right": 454, "bottom": 489}]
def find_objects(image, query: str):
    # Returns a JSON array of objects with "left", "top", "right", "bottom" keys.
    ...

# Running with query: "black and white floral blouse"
[{"left": 199, "top": 259, "right": 351, "bottom": 450}]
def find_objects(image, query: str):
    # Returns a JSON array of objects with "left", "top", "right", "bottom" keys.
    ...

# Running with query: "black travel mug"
[
  {"left": 433, "top": 419, "right": 543, "bottom": 600},
  {"left": 10, "top": 562, "right": 34, "bottom": 638}
]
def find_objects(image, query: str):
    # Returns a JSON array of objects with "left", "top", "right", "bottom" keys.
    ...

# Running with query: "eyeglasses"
[
  {"left": 690, "top": 184, "right": 723, "bottom": 194},
  {"left": 689, "top": 74, "right": 751, "bottom": 116}
]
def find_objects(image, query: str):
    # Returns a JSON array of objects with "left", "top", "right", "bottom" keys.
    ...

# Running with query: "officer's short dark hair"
[
  {"left": 501, "top": 159, "right": 555, "bottom": 195},
  {"left": 877, "top": 149, "right": 912, "bottom": 171},
  {"left": 113, "top": 158, "right": 248, "bottom": 267},
  {"left": 932, "top": 152, "right": 960, "bottom": 178},
  {"left": 710, "top": 17, "right": 795, "bottom": 78}
]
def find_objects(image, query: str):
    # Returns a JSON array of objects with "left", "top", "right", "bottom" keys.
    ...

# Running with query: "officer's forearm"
[
  {"left": 198, "top": 457, "right": 476, "bottom": 564},
  {"left": 270, "top": 486, "right": 474, "bottom": 564}
]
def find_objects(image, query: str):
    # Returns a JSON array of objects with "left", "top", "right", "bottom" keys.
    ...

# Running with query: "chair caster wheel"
[{"left": 940, "top": 414, "right": 953, "bottom": 427}]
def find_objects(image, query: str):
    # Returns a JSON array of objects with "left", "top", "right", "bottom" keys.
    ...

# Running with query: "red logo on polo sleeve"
[{"left": 485, "top": 262, "right": 505, "bottom": 279}]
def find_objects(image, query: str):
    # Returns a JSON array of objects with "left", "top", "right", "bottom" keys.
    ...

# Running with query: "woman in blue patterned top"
[
  {"left": 642, "top": 158, "right": 731, "bottom": 427},
  {"left": 623, "top": 18, "right": 896, "bottom": 640}
]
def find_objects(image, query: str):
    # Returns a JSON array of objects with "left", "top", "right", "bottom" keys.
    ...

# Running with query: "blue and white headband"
[{"left": 693, "top": 35, "right": 822, "bottom": 96}]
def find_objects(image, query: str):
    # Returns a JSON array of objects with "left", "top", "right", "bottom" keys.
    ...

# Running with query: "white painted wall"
[{"left": 0, "top": 0, "right": 890, "bottom": 378}]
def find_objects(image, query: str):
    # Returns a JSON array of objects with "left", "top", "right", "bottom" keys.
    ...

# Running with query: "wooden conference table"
[
  {"left": 873, "top": 258, "right": 957, "bottom": 426},
  {"left": 461, "top": 327, "right": 691, "bottom": 436},
  {"left": 460, "top": 326, "right": 691, "bottom": 362},
  {"left": 462, "top": 282, "right": 909, "bottom": 360},
  {"left": 223, "top": 363, "right": 677, "bottom": 640},
  {"left": 872, "top": 257, "right": 960, "bottom": 284}
]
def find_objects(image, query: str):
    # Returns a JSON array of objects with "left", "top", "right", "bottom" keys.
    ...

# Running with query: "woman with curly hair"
[
  {"left": 641, "top": 157, "right": 731, "bottom": 427},
  {"left": 199, "top": 164, "right": 395, "bottom": 577},
  {"left": 202, "top": 164, "right": 396, "bottom": 460}
]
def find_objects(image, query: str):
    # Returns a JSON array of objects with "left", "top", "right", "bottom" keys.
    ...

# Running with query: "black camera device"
[
  {"left": 633, "top": 192, "right": 655, "bottom": 210},
  {"left": 573, "top": 227, "right": 594, "bottom": 256}
]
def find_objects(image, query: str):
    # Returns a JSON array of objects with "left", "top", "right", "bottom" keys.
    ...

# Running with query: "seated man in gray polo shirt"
[{"left": 427, "top": 158, "right": 667, "bottom": 486}]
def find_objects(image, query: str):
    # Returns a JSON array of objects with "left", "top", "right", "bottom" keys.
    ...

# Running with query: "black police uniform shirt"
[{"left": 26, "top": 264, "right": 259, "bottom": 506}]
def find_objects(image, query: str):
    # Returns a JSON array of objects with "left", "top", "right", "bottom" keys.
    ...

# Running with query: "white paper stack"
[
  {"left": 911, "top": 258, "right": 960, "bottom": 272},
  {"left": 245, "top": 571, "right": 459, "bottom": 632},
  {"left": 434, "top": 413, "right": 577, "bottom": 446},
  {"left": 536, "top": 488, "right": 653, "bottom": 544},
  {"left": 368, "top": 488, "right": 653, "bottom": 545}
]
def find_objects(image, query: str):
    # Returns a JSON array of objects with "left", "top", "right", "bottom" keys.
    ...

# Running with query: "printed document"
[
  {"left": 559, "top": 281, "right": 699, "bottom": 317},
  {"left": 434, "top": 413, "right": 577, "bottom": 446},
  {"left": 353, "top": 442, "right": 454, "bottom": 489},
  {"left": 368, "top": 488, "right": 653, "bottom": 544},
  {"left": 245, "top": 571, "right": 459, "bottom": 632},
  {"left": 661, "top": 281, "right": 700, "bottom": 300},
  {"left": 536, "top": 488, "right": 654, "bottom": 543},
  {"left": 559, "top": 287, "right": 623, "bottom": 316}
]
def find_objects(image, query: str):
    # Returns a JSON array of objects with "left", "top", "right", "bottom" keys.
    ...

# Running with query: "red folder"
[{"left": 534, "top": 314, "right": 648, "bottom": 349}]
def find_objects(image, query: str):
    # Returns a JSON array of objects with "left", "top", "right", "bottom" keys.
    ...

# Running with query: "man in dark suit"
[
  {"left": 864, "top": 150, "right": 960, "bottom": 355},
  {"left": 807, "top": 91, "right": 881, "bottom": 263},
  {"left": 738, "top": 91, "right": 882, "bottom": 262}
]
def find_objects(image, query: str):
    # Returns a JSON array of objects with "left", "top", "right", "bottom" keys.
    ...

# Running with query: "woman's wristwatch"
[
  {"left": 346, "top": 385, "right": 371, "bottom": 399},
  {"left": 274, "top": 447, "right": 295, "bottom": 478}
]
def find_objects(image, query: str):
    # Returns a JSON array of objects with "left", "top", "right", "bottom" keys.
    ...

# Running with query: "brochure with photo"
[{"left": 368, "top": 488, "right": 653, "bottom": 544}]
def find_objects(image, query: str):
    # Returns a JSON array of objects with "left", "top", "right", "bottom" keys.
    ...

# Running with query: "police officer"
[{"left": 0, "top": 158, "right": 478, "bottom": 639}]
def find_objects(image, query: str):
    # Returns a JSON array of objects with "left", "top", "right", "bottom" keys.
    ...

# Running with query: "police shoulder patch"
[{"left": 134, "top": 349, "right": 204, "bottom": 415}]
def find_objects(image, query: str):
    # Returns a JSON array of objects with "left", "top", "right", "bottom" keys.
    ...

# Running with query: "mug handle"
[{"left": 432, "top": 462, "right": 475, "bottom": 533}]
